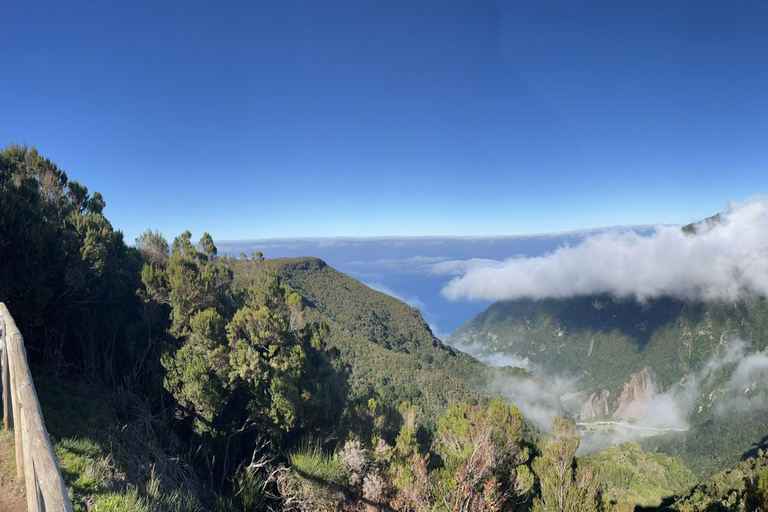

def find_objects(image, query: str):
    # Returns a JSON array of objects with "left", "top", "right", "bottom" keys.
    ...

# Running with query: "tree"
[
  {"left": 759, "top": 467, "right": 768, "bottom": 511},
  {"left": 136, "top": 229, "right": 169, "bottom": 267},
  {"left": 533, "top": 418, "right": 601, "bottom": 512},
  {"left": 142, "top": 245, "right": 345, "bottom": 491},
  {"left": 141, "top": 231, "right": 233, "bottom": 337},
  {"left": 388, "top": 402, "right": 433, "bottom": 511},
  {"left": 433, "top": 399, "right": 533, "bottom": 512},
  {"left": 0, "top": 143, "right": 142, "bottom": 382}
]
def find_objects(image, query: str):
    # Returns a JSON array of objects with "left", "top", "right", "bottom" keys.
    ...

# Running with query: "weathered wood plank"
[
  {"left": 1, "top": 316, "right": 11, "bottom": 429},
  {"left": 20, "top": 404, "right": 41, "bottom": 512},
  {"left": 6, "top": 332, "right": 25, "bottom": 482}
]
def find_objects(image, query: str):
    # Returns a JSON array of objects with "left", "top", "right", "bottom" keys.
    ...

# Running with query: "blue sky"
[{"left": 2, "top": 0, "right": 767, "bottom": 244}]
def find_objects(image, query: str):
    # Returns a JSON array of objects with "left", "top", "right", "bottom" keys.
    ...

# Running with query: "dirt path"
[
  {"left": 0, "top": 427, "right": 27, "bottom": 512},
  {"left": 576, "top": 420, "right": 689, "bottom": 432}
]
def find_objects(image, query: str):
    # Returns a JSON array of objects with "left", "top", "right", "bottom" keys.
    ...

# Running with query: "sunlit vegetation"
[
  {"left": 670, "top": 449, "right": 768, "bottom": 511},
  {"left": 4, "top": 143, "right": 768, "bottom": 510},
  {"left": 580, "top": 442, "right": 695, "bottom": 507}
]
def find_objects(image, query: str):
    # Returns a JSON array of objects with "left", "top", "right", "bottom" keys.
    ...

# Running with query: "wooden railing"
[{"left": 0, "top": 303, "right": 73, "bottom": 511}]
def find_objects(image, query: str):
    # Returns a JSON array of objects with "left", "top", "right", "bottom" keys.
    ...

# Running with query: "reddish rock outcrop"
[{"left": 613, "top": 367, "right": 658, "bottom": 421}]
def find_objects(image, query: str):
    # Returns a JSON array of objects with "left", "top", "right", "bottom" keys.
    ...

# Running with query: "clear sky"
[{"left": 2, "top": 0, "right": 767, "bottom": 244}]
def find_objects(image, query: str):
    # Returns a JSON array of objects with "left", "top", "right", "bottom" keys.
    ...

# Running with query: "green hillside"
[
  {"left": 669, "top": 447, "right": 768, "bottom": 511},
  {"left": 231, "top": 256, "right": 492, "bottom": 427}
]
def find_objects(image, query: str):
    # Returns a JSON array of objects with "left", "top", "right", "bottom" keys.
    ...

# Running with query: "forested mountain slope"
[
  {"left": 449, "top": 295, "right": 768, "bottom": 400},
  {"left": 231, "top": 257, "right": 495, "bottom": 426},
  {"left": 449, "top": 294, "right": 768, "bottom": 475}
]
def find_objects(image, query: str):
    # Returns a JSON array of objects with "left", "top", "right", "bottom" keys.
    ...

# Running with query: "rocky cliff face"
[
  {"left": 580, "top": 389, "right": 611, "bottom": 420},
  {"left": 613, "top": 368, "right": 658, "bottom": 421},
  {"left": 578, "top": 368, "right": 659, "bottom": 422}
]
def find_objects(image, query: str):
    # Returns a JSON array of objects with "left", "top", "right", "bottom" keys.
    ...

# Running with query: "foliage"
[
  {"left": 332, "top": 399, "right": 537, "bottom": 512},
  {"left": 139, "top": 234, "right": 347, "bottom": 499},
  {"left": 0, "top": 143, "right": 143, "bottom": 382},
  {"left": 532, "top": 418, "right": 601, "bottom": 512},
  {"left": 580, "top": 442, "right": 695, "bottom": 507},
  {"left": 671, "top": 448, "right": 768, "bottom": 511},
  {"left": 759, "top": 467, "right": 768, "bottom": 509},
  {"left": 232, "top": 257, "right": 489, "bottom": 430},
  {"left": 432, "top": 399, "right": 534, "bottom": 511}
]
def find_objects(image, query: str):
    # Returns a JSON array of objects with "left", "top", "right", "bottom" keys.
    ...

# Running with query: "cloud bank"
[{"left": 442, "top": 196, "right": 768, "bottom": 302}]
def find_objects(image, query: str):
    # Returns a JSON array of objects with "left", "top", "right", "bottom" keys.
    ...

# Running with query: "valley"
[{"left": 448, "top": 292, "right": 768, "bottom": 477}]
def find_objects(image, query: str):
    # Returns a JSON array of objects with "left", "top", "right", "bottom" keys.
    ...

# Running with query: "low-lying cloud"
[
  {"left": 453, "top": 340, "right": 578, "bottom": 430},
  {"left": 442, "top": 196, "right": 768, "bottom": 302},
  {"left": 365, "top": 282, "right": 426, "bottom": 310},
  {"left": 579, "top": 340, "right": 768, "bottom": 452},
  {"left": 458, "top": 336, "right": 768, "bottom": 450}
]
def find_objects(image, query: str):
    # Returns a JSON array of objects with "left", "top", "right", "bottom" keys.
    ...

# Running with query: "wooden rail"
[{"left": 0, "top": 303, "right": 73, "bottom": 511}]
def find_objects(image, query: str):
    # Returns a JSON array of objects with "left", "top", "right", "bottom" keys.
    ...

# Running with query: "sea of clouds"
[{"left": 441, "top": 196, "right": 768, "bottom": 303}]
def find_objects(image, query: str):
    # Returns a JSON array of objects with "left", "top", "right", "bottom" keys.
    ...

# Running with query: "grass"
[
  {"left": 0, "top": 424, "right": 25, "bottom": 511},
  {"left": 93, "top": 489, "right": 147, "bottom": 512},
  {"left": 288, "top": 440, "right": 344, "bottom": 484},
  {"left": 0, "top": 425, "right": 18, "bottom": 481},
  {"left": 284, "top": 439, "right": 347, "bottom": 510},
  {"left": 0, "top": 424, "right": 23, "bottom": 498},
  {"left": 32, "top": 375, "right": 204, "bottom": 512},
  {"left": 55, "top": 436, "right": 125, "bottom": 507}
]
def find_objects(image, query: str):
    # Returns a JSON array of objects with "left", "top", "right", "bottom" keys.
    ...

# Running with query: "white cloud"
[
  {"left": 349, "top": 256, "right": 450, "bottom": 274},
  {"left": 429, "top": 258, "right": 500, "bottom": 276},
  {"left": 487, "top": 376, "right": 562, "bottom": 430},
  {"left": 451, "top": 341, "right": 579, "bottom": 430},
  {"left": 441, "top": 196, "right": 768, "bottom": 302},
  {"left": 726, "top": 350, "right": 768, "bottom": 391},
  {"left": 364, "top": 282, "right": 426, "bottom": 310}
]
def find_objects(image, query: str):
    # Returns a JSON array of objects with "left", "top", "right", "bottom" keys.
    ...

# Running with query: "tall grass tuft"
[{"left": 288, "top": 440, "right": 344, "bottom": 485}]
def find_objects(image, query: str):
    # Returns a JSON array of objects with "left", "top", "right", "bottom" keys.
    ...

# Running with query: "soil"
[{"left": 0, "top": 428, "right": 26, "bottom": 512}]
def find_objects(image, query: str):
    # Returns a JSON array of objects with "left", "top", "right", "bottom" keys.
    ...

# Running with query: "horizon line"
[{"left": 216, "top": 224, "right": 662, "bottom": 245}]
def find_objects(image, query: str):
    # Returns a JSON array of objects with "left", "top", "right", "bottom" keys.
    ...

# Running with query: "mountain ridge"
[{"left": 231, "top": 256, "right": 493, "bottom": 426}]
